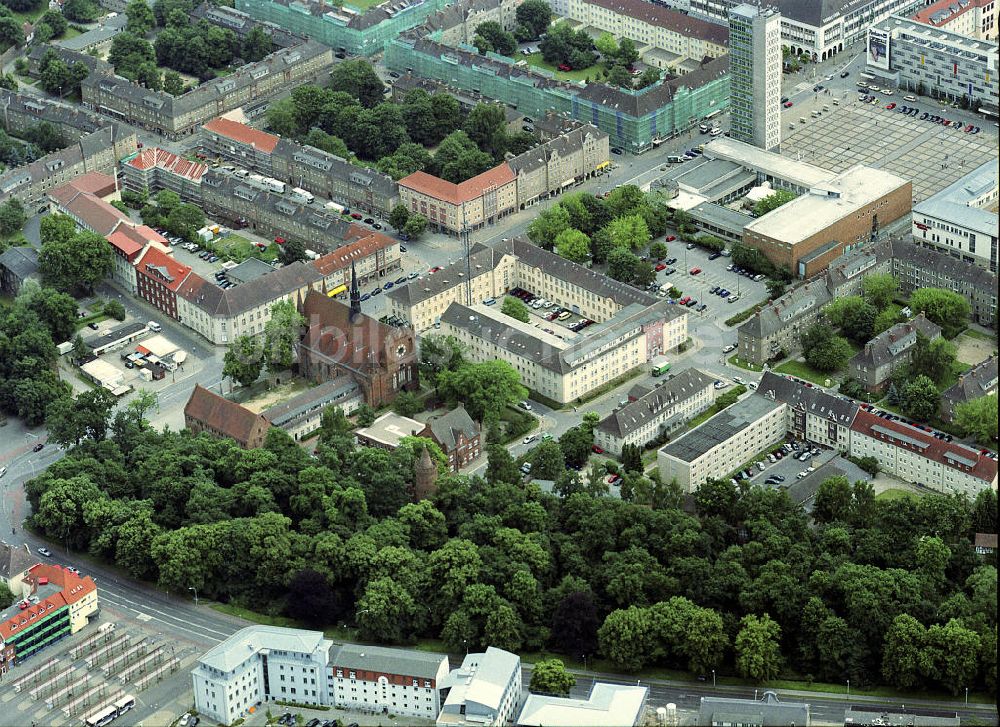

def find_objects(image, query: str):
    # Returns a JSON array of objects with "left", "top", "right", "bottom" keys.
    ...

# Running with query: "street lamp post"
[
  {"left": 965, "top": 687, "right": 968, "bottom": 705},
  {"left": 712, "top": 669, "right": 716, "bottom": 687},
  {"left": 847, "top": 679, "right": 850, "bottom": 698},
  {"left": 188, "top": 586, "right": 198, "bottom": 606}
]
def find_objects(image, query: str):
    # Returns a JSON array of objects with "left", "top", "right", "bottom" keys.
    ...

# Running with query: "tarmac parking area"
[{"left": 781, "top": 96, "right": 999, "bottom": 202}]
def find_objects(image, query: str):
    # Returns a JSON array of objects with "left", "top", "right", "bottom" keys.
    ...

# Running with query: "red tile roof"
[
  {"left": 63, "top": 193, "right": 130, "bottom": 237},
  {"left": 399, "top": 164, "right": 515, "bottom": 205},
  {"left": 62, "top": 172, "right": 117, "bottom": 198},
  {"left": 913, "top": 0, "right": 989, "bottom": 25},
  {"left": 313, "top": 231, "right": 395, "bottom": 276},
  {"left": 107, "top": 225, "right": 167, "bottom": 260},
  {"left": 126, "top": 148, "right": 208, "bottom": 182},
  {"left": 851, "top": 409, "right": 999, "bottom": 483},
  {"left": 1, "top": 564, "right": 97, "bottom": 640},
  {"left": 184, "top": 384, "right": 271, "bottom": 446},
  {"left": 203, "top": 117, "right": 280, "bottom": 154},
  {"left": 135, "top": 246, "right": 192, "bottom": 292}
]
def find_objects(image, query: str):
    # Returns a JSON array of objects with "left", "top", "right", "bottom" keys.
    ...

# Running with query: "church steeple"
[{"left": 349, "top": 261, "right": 361, "bottom": 318}]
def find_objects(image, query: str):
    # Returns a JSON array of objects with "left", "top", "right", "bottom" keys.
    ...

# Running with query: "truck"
[
  {"left": 651, "top": 356, "right": 671, "bottom": 376},
  {"left": 291, "top": 187, "right": 314, "bottom": 204},
  {"left": 263, "top": 178, "right": 286, "bottom": 194},
  {"left": 325, "top": 201, "right": 346, "bottom": 214},
  {"left": 657, "top": 282, "right": 674, "bottom": 297},
  {"left": 304, "top": 249, "right": 321, "bottom": 260}
]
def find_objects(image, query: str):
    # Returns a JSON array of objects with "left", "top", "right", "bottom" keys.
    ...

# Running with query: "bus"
[
  {"left": 114, "top": 695, "right": 136, "bottom": 715},
  {"left": 704, "top": 109, "right": 722, "bottom": 120},
  {"left": 326, "top": 284, "right": 348, "bottom": 298},
  {"left": 85, "top": 706, "right": 118, "bottom": 727},
  {"left": 651, "top": 358, "right": 672, "bottom": 376},
  {"left": 859, "top": 72, "right": 875, "bottom": 81}
]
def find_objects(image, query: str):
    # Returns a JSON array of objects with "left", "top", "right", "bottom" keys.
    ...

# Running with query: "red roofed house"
[
  {"left": 184, "top": 384, "right": 271, "bottom": 448},
  {"left": 912, "top": 0, "right": 997, "bottom": 40},
  {"left": 849, "top": 408, "right": 999, "bottom": 498},
  {"left": 122, "top": 147, "right": 208, "bottom": 201},
  {"left": 134, "top": 245, "right": 193, "bottom": 319},
  {"left": 398, "top": 163, "right": 517, "bottom": 234},
  {"left": 297, "top": 283, "right": 417, "bottom": 408},
  {"left": 202, "top": 116, "right": 280, "bottom": 172},
  {"left": 313, "top": 226, "right": 402, "bottom": 290},
  {"left": 48, "top": 174, "right": 170, "bottom": 293},
  {"left": 0, "top": 564, "right": 98, "bottom": 673}
]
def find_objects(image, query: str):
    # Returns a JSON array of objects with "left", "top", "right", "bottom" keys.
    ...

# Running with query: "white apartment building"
[
  {"left": 658, "top": 394, "right": 786, "bottom": 491},
  {"left": 176, "top": 262, "right": 323, "bottom": 344},
  {"left": 191, "top": 626, "right": 332, "bottom": 725},
  {"left": 327, "top": 644, "right": 450, "bottom": 720},
  {"left": 728, "top": 4, "right": 781, "bottom": 152},
  {"left": 437, "top": 647, "right": 521, "bottom": 727},
  {"left": 596, "top": 368, "right": 716, "bottom": 455},
  {"left": 563, "top": 0, "right": 729, "bottom": 66},
  {"left": 850, "top": 409, "right": 998, "bottom": 497},
  {"left": 912, "top": 0, "right": 998, "bottom": 40},
  {"left": 912, "top": 159, "right": 998, "bottom": 273},
  {"left": 756, "top": 371, "right": 859, "bottom": 450}
]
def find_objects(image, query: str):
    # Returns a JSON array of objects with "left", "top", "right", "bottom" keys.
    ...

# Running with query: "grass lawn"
[
  {"left": 959, "top": 327, "right": 997, "bottom": 343},
  {"left": 75, "top": 312, "right": 107, "bottom": 331},
  {"left": 343, "top": 0, "right": 385, "bottom": 10},
  {"left": 211, "top": 603, "right": 303, "bottom": 629},
  {"left": 774, "top": 359, "right": 837, "bottom": 386},
  {"left": 62, "top": 26, "right": 83, "bottom": 41},
  {"left": 213, "top": 233, "right": 279, "bottom": 263},
  {"left": 524, "top": 53, "right": 595, "bottom": 83},
  {"left": 727, "top": 354, "right": 764, "bottom": 372},
  {"left": 10, "top": 4, "right": 46, "bottom": 23},
  {"left": 877, "top": 488, "right": 916, "bottom": 502}
]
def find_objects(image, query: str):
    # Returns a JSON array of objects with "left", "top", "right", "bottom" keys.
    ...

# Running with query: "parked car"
[
  {"left": 37, "top": 547, "right": 52, "bottom": 557},
  {"left": 689, "top": 267, "right": 702, "bottom": 275},
  {"left": 33, "top": 442, "right": 44, "bottom": 452}
]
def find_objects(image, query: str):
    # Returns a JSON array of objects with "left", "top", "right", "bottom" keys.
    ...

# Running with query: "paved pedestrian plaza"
[{"left": 782, "top": 97, "right": 998, "bottom": 202}]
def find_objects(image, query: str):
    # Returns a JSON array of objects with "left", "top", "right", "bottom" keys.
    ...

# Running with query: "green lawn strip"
[
  {"left": 686, "top": 385, "right": 747, "bottom": 430},
  {"left": 725, "top": 302, "right": 764, "bottom": 327},
  {"left": 876, "top": 488, "right": 916, "bottom": 502},
  {"left": 727, "top": 354, "right": 764, "bottom": 372},
  {"left": 75, "top": 312, "right": 108, "bottom": 331},
  {"left": 213, "top": 604, "right": 992, "bottom": 703},
  {"left": 211, "top": 603, "right": 304, "bottom": 629},
  {"left": 774, "top": 359, "right": 837, "bottom": 386},
  {"left": 958, "top": 327, "right": 997, "bottom": 343},
  {"left": 525, "top": 52, "right": 595, "bottom": 83}
]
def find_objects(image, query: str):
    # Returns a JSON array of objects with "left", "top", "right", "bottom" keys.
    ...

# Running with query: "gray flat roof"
[
  {"left": 263, "top": 379, "right": 361, "bottom": 427},
  {"left": 690, "top": 202, "right": 753, "bottom": 234},
  {"left": 660, "top": 394, "right": 782, "bottom": 463},
  {"left": 913, "top": 159, "right": 997, "bottom": 237},
  {"left": 329, "top": 643, "right": 447, "bottom": 680}
]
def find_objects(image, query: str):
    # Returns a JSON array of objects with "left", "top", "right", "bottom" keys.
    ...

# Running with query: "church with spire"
[{"left": 296, "top": 262, "right": 418, "bottom": 408}]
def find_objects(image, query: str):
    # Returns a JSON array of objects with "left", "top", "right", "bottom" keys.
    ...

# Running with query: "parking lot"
[
  {"left": 652, "top": 243, "right": 770, "bottom": 320},
  {"left": 781, "top": 92, "right": 999, "bottom": 202},
  {"left": 0, "top": 615, "right": 199, "bottom": 727}
]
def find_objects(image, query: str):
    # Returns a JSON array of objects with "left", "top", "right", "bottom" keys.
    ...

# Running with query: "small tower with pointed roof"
[
  {"left": 349, "top": 260, "right": 361, "bottom": 321},
  {"left": 413, "top": 445, "right": 438, "bottom": 501}
]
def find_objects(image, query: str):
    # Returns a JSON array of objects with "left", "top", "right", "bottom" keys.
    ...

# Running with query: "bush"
[{"left": 103, "top": 300, "right": 126, "bottom": 321}]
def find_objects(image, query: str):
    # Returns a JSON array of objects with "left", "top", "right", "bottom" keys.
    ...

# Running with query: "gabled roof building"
[
  {"left": 184, "top": 384, "right": 272, "bottom": 448},
  {"left": 596, "top": 368, "right": 716, "bottom": 455},
  {"left": 849, "top": 314, "right": 943, "bottom": 394},
  {"left": 420, "top": 404, "right": 481, "bottom": 471},
  {"left": 940, "top": 355, "right": 998, "bottom": 422},
  {"left": 437, "top": 647, "right": 521, "bottom": 727}
]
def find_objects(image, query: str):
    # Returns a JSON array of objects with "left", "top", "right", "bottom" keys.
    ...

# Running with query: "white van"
[
  {"left": 147, "top": 321, "right": 162, "bottom": 333},
  {"left": 710, "top": 127, "right": 723, "bottom": 137}
]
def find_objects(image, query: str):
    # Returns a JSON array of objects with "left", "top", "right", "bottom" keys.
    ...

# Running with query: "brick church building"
[{"left": 297, "top": 264, "right": 418, "bottom": 408}]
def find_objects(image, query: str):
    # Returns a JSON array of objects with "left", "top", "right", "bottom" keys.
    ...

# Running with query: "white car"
[
  {"left": 722, "top": 344, "right": 736, "bottom": 353},
  {"left": 0, "top": 466, "right": 5, "bottom": 478},
  {"left": 523, "top": 435, "right": 536, "bottom": 445},
  {"left": 733, "top": 376, "right": 746, "bottom": 385},
  {"left": 904, "top": 95, "right": 917, "bottom": 102},
  {"left": 882, "top": 88, "right": 894, "bottom": 95},
  {"left": 797, "top": 471, "right": 809, "bottom": 479},
  {"left": 519, "top": 400, "right": 532, "bottom": 411}
]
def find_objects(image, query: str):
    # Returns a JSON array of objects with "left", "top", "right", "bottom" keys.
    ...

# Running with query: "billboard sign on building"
[{"left": 867, "top": 27, "right": 890, "bottom": 70}]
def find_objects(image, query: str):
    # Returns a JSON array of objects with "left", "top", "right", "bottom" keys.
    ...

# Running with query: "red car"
[
  {"left": 558, "top": 63, "right": 572, "bottom": 72},
  {"left": 655, "top": 263, "right": 666, "bottom": 271},
  {"left": 350, "top": 213, "right": 363, "bottom": 219},
  {"left": 886, "top": 103, "right": 896, "bottom": 110},
  {"left": 666, "top": 235, "right": 676, "bottom": 242},
  {"left": 274, "top": 236, "right": 286, "bottom": 244},
  {"left": 783, "top": 101, "right": 793, "bottom": 108},
  {"left": 678, "top": 296, "right": 691, "bottom": 305},
  {"left": 690, "top": 267, "right": 702, "bottom": 275},
  {"left": 591, "top": 444, "right": 604, "bottom": 454},
  {"left": 428, "top": 266, "right": 442, "bottom": 273}
]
